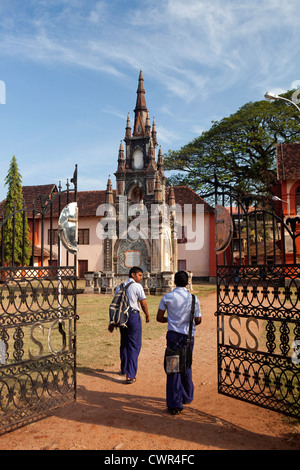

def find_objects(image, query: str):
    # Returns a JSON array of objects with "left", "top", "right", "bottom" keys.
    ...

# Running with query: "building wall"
[
  {"left": 40, "top": 205, "right": 213, "bottom": 278},
  {"left": 177, "top": 210, "right": 211, "bottom": 277},
  {"left": 43, "top": 216, "right": 103, "bottom": 274},
  {"left": 76, "top": 217, "right": 103, "bottom": 273}
]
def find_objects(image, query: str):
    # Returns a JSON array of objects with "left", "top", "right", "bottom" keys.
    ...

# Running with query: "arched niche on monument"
[
  {"left": 115, "top": 238, "right": 150, "bottom": 274},
  {"left": 132, "top": 148, "right": 144, "bottom": 170},
  {"left": 128, "top": 184, "right": 143, "bottom": 203}
]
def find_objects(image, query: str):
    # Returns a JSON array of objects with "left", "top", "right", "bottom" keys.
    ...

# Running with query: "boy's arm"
[
  {"left": 194, "top": 297, "right": 202, "bottom": 326},
  {"left": 140, "top": 299, "right": 150, "bottom": 322},
  {"left": 156, "top": 308, "right": 168, "bottom": 323}
]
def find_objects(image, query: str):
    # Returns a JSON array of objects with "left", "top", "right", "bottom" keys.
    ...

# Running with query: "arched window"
[
  {"left": 296, "top": 187, "right": 300, "bottom": 215},
  {"left": 130, "top": 185, "right": 143, "bottom": 203}
]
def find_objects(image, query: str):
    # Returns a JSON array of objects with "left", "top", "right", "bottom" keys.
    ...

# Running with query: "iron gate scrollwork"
[
  {"left": 215, "top": 190, "right": 300, "bottom": 418},
  {"left": 0, "top": 166, "right": 78, "bottom": 433}
]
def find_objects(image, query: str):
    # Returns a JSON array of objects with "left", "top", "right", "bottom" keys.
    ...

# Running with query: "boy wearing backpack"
[{"left": 108, "top": 267, "right": 150, "bottom": 384}]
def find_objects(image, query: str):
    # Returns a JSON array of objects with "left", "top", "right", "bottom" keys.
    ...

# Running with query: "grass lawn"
[{"left": 76, "top": 283, "right": 216, "bottom": 373}]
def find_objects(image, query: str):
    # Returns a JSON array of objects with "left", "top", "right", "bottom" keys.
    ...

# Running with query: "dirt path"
[{"left": 0, "top": 291, "right": 299, "bottom": 450}]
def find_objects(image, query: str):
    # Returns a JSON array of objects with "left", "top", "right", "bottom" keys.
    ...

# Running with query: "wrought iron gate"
[
  {"left": 215, "top": 190, "right": 300, "bottom": 418},
  {"left": 0, "top": 167, "right": 78, "bottom": 433}
]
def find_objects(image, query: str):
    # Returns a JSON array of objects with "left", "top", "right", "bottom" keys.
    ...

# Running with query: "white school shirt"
[
  {"left": 158, "top": 287, "right": 201, "bottom": 336},
  {"left": 115, "top": 278, "right": 146, "bottom": 312}
]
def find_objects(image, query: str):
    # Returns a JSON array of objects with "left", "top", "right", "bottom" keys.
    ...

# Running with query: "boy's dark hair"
[
  {"left": 129, "top": 266, "right": 143, "bottom": 277},
  {"left": 174, "top": 270, "right": 189, "bottom": 287}
]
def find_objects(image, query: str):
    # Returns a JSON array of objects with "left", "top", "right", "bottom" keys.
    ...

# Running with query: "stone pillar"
[
  {"left": 83, "top": 272, "right": 95, "bottom": 294},
  {"left": 93, "top": 271, "right": 101, "bottom": 294},
  {"left": 150, "top": 273, "right": 158, "bottom": 295},
  {"left": 187, "top": 271, "right": 193, "bottom": 292},
  {"left": 142, "top": 271, "right": 150, "bottom": 295},
  {"left": 161, "top": 271, "right": 174, "bottom": 293},
  {"left": 101, "top": 272, "right": 114, "bottom": 294}
]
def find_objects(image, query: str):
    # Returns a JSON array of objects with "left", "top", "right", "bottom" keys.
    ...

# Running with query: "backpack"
[{"left": 109, "top": 281, "right": 135, "bottom": 328}]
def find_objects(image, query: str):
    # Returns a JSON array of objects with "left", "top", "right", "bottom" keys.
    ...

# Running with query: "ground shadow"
[
  {"left": 53, "top": 375, "right": 299, "bottom": 450},
  {"left": 77, "top": 366, "right": 126, "bottom": 384}
]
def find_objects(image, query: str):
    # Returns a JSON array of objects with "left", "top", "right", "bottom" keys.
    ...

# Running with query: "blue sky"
[{"left": 0, "top": 0, "right": 299, "bottom": 203}]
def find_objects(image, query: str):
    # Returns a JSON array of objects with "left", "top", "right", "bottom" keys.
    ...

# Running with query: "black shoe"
[
  {"left": 168, "top": 408, "right": 182, "bottom": 415},
  {"left": 126, "top": 378, "right": 136, "bottom": 384}
]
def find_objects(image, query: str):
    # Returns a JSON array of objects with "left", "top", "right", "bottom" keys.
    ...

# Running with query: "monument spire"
[
  {"left": 105, "top": 175, "right": 114, "bottom": 204},
  {"left": 117, "top": 141, "right": 125, "bottom": 172},
  {"left": 157, "top": 146, "right": 164, "bottom": 176},
  {"left": 133, "top": 70, "right": 148, "bottom": 137},
  {"left": 135, "top": 70, "right": 147, "bottom": 113}
]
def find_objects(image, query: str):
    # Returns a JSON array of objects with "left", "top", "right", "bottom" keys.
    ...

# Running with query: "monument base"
[{"left": 98, "top": 271, "right": 193, "bottom": 295}]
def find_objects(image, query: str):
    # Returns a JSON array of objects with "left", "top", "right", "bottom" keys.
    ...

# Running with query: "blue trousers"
[
  {"left": 120, "top": 310, "right": 142, "bottom": 379},
  {"left": 166, "top": 330, "right": 194, "bottom": 410}
]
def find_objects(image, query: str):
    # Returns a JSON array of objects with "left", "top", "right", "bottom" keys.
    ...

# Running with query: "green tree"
[
  {"left": 165, "top": 90, "right": 300, "bottom": 197},
  {"left": 3, "top": 156, "right": 30, "bottom": 265}
]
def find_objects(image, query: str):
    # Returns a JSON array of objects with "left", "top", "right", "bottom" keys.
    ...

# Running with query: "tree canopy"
[
  {"left": 2, "top": 156, "right": 30, "bottom": 265},
  {"left": 164, "top": 90, "right": 300, "bottom": 198}
]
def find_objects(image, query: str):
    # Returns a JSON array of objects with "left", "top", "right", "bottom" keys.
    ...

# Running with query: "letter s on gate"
[
  {"left": 246, "top": 318, "right": 259, "bottom": 352},
  {"left": 229, "top": 315, "right": 241, "bottom": 348},
  {"left": 29, "top": 323, "right": 44, "bottom": 360}
]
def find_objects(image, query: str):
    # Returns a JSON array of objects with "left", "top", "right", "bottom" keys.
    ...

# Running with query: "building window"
[
  {"left": 78, "top": 229, "right": 89, "bottom": 245},
  {"left": 296, "top": 187, "right": 300, "bottom": 215},
  {"left": 48, "top": 229, "right": 59, "bottom": 245},
  {"left": 178, "top": 259, "right": 187, "bottom": 271}
]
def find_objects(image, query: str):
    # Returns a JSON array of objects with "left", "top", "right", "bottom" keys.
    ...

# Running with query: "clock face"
[{"left": 132, "top": 149, "right": 144, "bottom": 170}]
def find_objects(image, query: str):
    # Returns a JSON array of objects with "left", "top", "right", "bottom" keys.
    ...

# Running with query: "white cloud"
[
  {"left": 102, "top": 106, "right": 127, "bottom": 121},
  {"left": 78, "top": 175, "right": 109, "bottom": 192},
  {"left": 0, "top": 0, "right": 299, "bottom": 103},
  {"left": 88, "top": 1, "right": 108, "bottom": 24},
  {"left": 0, "top": 0, "right": 300, "bottom": 199},
  {"left": 157, "top": 126, "right": 183, "bottom": 145},
  {"left": 291, "top": 80, "right": 300, "bottom": 90},
  {"left": 191, "top": 125, "right": 206, "bottom": 136}
]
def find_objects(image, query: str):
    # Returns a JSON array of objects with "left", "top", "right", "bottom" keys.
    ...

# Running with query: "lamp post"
[{"left": 264, "top": 91, "right": 300, "bottom": 112}]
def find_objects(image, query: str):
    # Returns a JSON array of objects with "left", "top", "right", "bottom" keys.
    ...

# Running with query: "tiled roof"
[
  {"left": 77, "top": 190, "right": 111, "bottom": 217},
  {"left": 30, "top": 245, "right": 54, "bottom": 259},
  {"left": 40, "top": 190, "right": 110, "bottom": 218},
  {"left": 276, "top": 143, "right": 300, "bottom": 180},
  {"left": 22, "top": 184, "right": 58, "bottom": 206},
  {"left": 0, "top": 184, "right": 214, "bottom": 218},
  {"left": 170, "top": 186, "right": 214, "bottom": 212},
  {"left": 0, "top": 184, "right": 57, "bottom": 214},
  {"left": 226, "top": 206, "right": 255, "bottom": 215}
]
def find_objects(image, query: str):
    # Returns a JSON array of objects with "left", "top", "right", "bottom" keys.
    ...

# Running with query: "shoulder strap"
[
  {"left": 124, "top": 280, "right": 138, "bottom": 310},
  {"left": 124, "top": 280, "right": 134, "bottom": 290},
  {"left": 117, "top": 280, "right": 134, "bottom": 292},
  {"left": 188, "top": 294, "right": 195, "bottom": 340},
  {"left": 186, "top": 294, "right": 196, "bottom": 369}
]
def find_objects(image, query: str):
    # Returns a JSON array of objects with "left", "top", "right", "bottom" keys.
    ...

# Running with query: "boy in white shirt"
[
  {"left": 157, "top": 271, "right": 201, "bottom": 414},
  {"left": 109, "top": 267, "right": 149, "bottom": 384}
]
